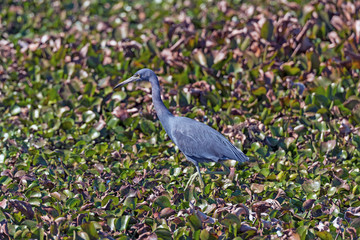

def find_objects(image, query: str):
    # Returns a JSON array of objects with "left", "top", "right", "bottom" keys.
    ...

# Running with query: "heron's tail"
[{"left": 234, "top": 147, "right": 249, "bottom": 163}]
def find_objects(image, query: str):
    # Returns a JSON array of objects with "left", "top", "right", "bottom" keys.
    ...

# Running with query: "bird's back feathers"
[{"left": 167, "top": 117, "right": 248, "bottom": 164}]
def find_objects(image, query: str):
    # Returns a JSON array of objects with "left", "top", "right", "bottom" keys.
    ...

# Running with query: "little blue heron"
[{"left": 114, "top": 68, "right": 248, "bottom": 188}]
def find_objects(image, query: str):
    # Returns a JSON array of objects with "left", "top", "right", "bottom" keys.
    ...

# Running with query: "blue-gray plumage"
[{"left": 114, "top": 68, "right": 248, "bottom": 187}]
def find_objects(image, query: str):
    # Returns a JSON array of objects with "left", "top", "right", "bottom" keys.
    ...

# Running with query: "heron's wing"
[
  {"left": 171, "top": 128, "right": 217, "bottom": 163},
  {"left": 170, "top": 117, "right": 248, "bottom": 163}
]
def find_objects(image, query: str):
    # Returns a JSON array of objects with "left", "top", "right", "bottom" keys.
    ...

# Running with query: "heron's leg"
[
  {"left": 185, "top": 172, "right": 197, "bottom": 189},
  {"left": 185, "top": 163, "right": 205, "bottom": 189},
  {"left": 205, "top": 162, "right": 230, "bottom": 175},
  {"left": 196, "top": 164, "right": 205, "bottom": 188}
]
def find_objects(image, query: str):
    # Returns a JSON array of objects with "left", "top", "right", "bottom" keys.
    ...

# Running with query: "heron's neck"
[{"left": 150, "top": 77, "right": 174, "bottom": 125}]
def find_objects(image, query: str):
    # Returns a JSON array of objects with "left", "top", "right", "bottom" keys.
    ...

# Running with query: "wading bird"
[{"left": 114, "top": 69, "right": 248, "bottom": 188}]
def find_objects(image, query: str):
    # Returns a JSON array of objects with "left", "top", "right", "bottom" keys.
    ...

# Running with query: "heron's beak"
[{"left": 113, "top": 75, "right": 140, "bottom": 90}]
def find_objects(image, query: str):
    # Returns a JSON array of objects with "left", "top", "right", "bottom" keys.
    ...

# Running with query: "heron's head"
[{"left": 114, "top": 68, "right": 156, "bottom": 90}]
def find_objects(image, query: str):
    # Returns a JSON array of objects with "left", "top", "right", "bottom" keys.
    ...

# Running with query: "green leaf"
[
  {"left": 107, "top": 218, "right": 116, "bottom": 231},
  {"left": 140, "top": 119, "right": 156, "bottom": 135},
  {"left": 200, "top": 229, "right": 209, "bottom": 240},
  {"left": 81, "top": 221, "right": 99, "bottom": 240},
  {"left": 66, "top": 198, "right": 81, "bottom": 208},
  {"left": 302, "top": 179, "right": 321, "bottom": 193},
  {"left": 153, "top": 196, "right": 171, "bottom": 209},
  {"left": 252, "top": 87, "right": 267, "bottom": 96},
  {"left": 193, "top": 49, "right": 207, "bottom": 67},
  {"left": 320, "top": 140, "right": 336, "bottom": 153},
  {"left": 0, "top": 176, "right": 12, "bottom": 185},
  {"left": 77, "top": 232, "right": 90, "bottom": 240},
  {"left": 251, "top": 142, "right": 261, "bottom": 151},
  {"left": 187, "top": 214, "right": 202, "bottom": 231},
  {"left": 269, "top": 126, "right": 283, "bottom": 137},
  {"left": 283, "top": 65, "right": 301, "bottom": 76},
  {"left": 116, "top": 215, "right": 130, "bottom": 231},
  {"left": 315, "top": 231, "right": 333, "bottom": 240},
  {"left": 89, "top": 128, "right": 100, "bottom": 139},
  {"left": 260, "top": 19, "right": 274, "bottom": 41},
  {"left": 61, "top": 118, "right": 74, "bottom": 130},
  {"left": 11, "top": 105, "right": 21, "bottom": 115},
  {"left": 112, "top": 91, "right": 127, "bottom": 101},
  {"left": 155, "top": 228, "right": 172, "bottom": 240},
  {"left": 124, "top": 197, "right": 136, "bottom": 210},
  {"left": 83, "top": 110, "right": 96, "bottom": 123},
  {"left": 220, "top": 213, "right": 241, "bottom": 227}
]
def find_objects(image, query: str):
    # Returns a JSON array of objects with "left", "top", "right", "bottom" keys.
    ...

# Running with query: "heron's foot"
[
  {"left": 196, "top": 165, "right": 205, "bottom": 189},
  {"left": 185, "top": 172, "right": 197, "bottom": 189},
  {"left": 185, "top": 172, "right": 205, "bottom": 189},
  {"left": 198, "top": 172, "right": 205, "bottom": 189},
  {"left": 185, "top": 166, "right": 205, "bottom": 189},
  {"left": 205, "top": 163, "right": 230, "bottom": 175}
]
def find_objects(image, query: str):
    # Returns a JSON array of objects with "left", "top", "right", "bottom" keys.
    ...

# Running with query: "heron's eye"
[{"left": 135, "top": 74, "right": 140, "bottom": 78}]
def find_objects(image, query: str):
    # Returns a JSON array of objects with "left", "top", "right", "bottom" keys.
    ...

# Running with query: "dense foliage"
[{"left": 1, "top": 0, "right": 360, "bottom": 239}]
